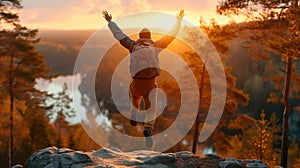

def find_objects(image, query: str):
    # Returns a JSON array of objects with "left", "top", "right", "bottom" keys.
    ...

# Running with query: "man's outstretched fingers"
[
  {"left": 177, "top": 9, "right": 185, "bottom": 19},
  {"left": 102, "top": 10, "right": 112, "bottom": 22},
  {"left": 102, "top": 10, "right": 106, "bottom": 17}
]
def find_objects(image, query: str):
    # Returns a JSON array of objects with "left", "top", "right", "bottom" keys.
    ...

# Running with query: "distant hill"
[{"left": 36, "top": 30, "right": 95, "bottom": 75}]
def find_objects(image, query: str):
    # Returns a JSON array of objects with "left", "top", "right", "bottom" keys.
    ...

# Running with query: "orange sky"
[{"left": 20, "top": 0, "right": 245, "bottom": 30}]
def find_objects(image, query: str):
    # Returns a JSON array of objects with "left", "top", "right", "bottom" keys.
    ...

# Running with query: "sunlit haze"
[{"left": 20, "top": 0, "right": 245, "bottom": 30}]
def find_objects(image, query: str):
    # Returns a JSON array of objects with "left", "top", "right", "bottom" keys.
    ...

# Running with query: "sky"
[{"left": 19, "top": 0, "right": 244, "bottom": 30}]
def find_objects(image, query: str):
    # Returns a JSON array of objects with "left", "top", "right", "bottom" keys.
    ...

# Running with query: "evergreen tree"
[
  {"left": 53, "top": 111, "right": 70, "bottom": 147},
  {"left": 217, "top": 1, "right": 300, "bottom": 166},
  {"left": 182, "top": 19, "right": 250, "bottom": 154},
  {"left": 288, "top": 140, "right": 300, "bottom": 167},
  {"left": 0, "top": 98, "right": 29, "bottom": 166},
  {"left": 0, "top": 0, "right": 51, "bottom": 166},
  {"left": 238, "top": 110, "right": 282, "bottom": 167},
  {"left": 71, "top": 123, "right": 102, "bottom": 151},
  {"left": 294, "top": 158, "right": 300, "bottom": 168},
  {"left": 27, "top": 91, "right": 57, "bottom": 149},
  {"left": 48, "top": 83, "right": 75, "bottom": 147}
]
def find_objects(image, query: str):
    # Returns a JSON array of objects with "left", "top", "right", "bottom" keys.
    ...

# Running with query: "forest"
[{"left": 0, "top": 0, "right": 300, "bottom": 168}]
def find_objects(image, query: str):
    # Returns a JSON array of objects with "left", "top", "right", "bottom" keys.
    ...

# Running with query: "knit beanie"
[{"left": 139, "top": 28, "right": 151, "bottom": 39}]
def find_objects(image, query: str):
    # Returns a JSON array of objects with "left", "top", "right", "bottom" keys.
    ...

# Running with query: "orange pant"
[{"left": 130, "top": 78, "right": 157, "bottom": 129}]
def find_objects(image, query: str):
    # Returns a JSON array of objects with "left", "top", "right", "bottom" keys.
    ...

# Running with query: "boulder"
[{"left": 24, "top": 147, "right": 269, "bottom": 168}]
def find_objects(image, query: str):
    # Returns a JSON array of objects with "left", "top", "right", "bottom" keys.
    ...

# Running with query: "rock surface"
[
  {"left": 24, "top": 147, "right": 269, "bottom": 168},
  {"left": 219, "top": 158, "right": 269, "bottom": 168}
]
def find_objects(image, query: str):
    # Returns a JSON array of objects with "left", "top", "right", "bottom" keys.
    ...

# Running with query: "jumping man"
[{"left": 102, "top": 10, "right": 184, "bottom": 147}]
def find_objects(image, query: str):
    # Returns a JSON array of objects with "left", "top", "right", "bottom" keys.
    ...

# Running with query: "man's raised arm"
[
  {"left": 102, "top": 10, "right": 135, "bottom": 52},
  {"left": 155, "top": 10, "right": 185, "bottom": 49}
]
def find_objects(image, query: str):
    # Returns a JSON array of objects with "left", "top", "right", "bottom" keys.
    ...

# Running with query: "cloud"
[
  {"left": 151, "top": 0, "right": 216, "bottom": 11},
  {"left": 20, "top": 0, "right": 225, "bottom": 30}
]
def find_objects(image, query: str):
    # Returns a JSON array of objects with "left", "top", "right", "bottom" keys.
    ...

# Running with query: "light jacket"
[{"left": 107, "top": 18, "right": 182, "bottom": 53}]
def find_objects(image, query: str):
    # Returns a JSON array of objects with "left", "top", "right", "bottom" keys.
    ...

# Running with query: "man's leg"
[
  {"left": 143, "top": 92, "right": 157, "bottom": 130},
  {"left": 143, "top": 87, "right": 157, "bottom": 148},
  {"left": 129, "top": 84, "right": 141, "bottom": 126},
  {"left": 131, "top": 95, "right": 141, "bottom": 109},
  {"left": 130, "top": 78, "right": 157, "bottom": 147}
]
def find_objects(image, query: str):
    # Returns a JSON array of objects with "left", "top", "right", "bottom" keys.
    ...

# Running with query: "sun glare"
[{"left": 20, "top": 5, "right": 246, "bottom": 30}]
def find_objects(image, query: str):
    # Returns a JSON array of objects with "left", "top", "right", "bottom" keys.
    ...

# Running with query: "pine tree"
[
  {"left": 238, "top": 110, "right": 282, "bottom": 167},
  {"left": 182, "top": 19, "right": 249, "bottom": 154},
  {"left": 0, "top": 98, "right": 29, "bottom": 166},
  {"left": 71, "top": 123, "right": 102, "bottom": 151},
  {"left": 288, "top": 140, "right": 300, "bottom": 167},
  {"left": 0, "top": 1, "right": 51, "bottom": 166},
  {"left": 23, "top": 91, "right": 56, "bottom": 152},
  {"left": 217, "top": 1, "right": 300, "bottom": 167},
  {"left": 294, "top": 158, "right": 300, "bottom": 168},
  {"left": 53, "top": 111, "right": 70, "bottom": 147},
  {"left": 48, "top": 83, "right": 75, "bottom": 147}
]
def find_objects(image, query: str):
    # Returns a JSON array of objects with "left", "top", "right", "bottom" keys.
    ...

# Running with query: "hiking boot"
[
  {"left": 130, "top": 110, "right": 137, "bottom": 126},
  {"left": 143, "top": 127, "right": 153, "bottom": 148}
]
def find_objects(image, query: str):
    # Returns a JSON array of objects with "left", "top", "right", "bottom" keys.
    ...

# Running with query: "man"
[{"left": 102, "top": 10, "right": 184, "bottom": 147}]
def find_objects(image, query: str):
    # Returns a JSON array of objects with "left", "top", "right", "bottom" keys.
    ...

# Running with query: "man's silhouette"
[{"left": 102, "top": 10, "right": 184, "bottom": 147}]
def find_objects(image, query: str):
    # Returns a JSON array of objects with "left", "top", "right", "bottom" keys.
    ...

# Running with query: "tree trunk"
[
  {"left": 9, "top": 50, "right": 14, "bottom": 168},
  {"left": 58, "top": 112, "right": 62, "bottom": 147},
  {"left": 281, "top": 56, "right": 292, "bottom": 168},
  {"left": 260, "top": 125, "right": 263, "bottom": 161},
  {"left": 192, "top": 109, "right": 200, "bottom": 154},
  {"left": 192, "top": 64, "right": 206, "bottom": 154}
]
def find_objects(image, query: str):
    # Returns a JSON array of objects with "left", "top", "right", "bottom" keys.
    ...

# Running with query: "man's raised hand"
[
  {"left": 177, "top": 10, "right": 185, "bottom": 20},
  {"left": 102, "top": 10, "right": 112, "bottom": 22}
]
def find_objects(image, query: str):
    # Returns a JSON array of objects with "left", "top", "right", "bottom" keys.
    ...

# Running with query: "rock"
[
  {"left": 175, "top": 151, "right": 193, "bottom": 159},
  {"left": 24, "top": 147, "right": 270, "bottom": 168},
  {"left": 73, "top": 151, "right": 92, "bottom": 163},
  {"left": 93, "top": 148, "right": 119, "bottom": 159},
  {"left": 240, "top": 160, "right": 269, "bottom": 168},
  {"left": 219, "top": 158, "right": 243, "bottom": 168},
  {"left": 246, "top": 162, "right": 268, "bottom": 168},
  {"left": 143, "top": 154, "right": 176, "bottom": 165},
  {"left": 219, "top": 158, "right": 271, "bottom": 168},
  {"left": 59, "top": 153, "right": 74, "bottom": 167},
  {"left": 44, "top": 162, "right": 59, "bottom": 168},
  {"left": 58, "top": 148, "right": 74, "bottom": 154},
  {"left": 206, "top": 154, "right": 223, "bottom": 160}
]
